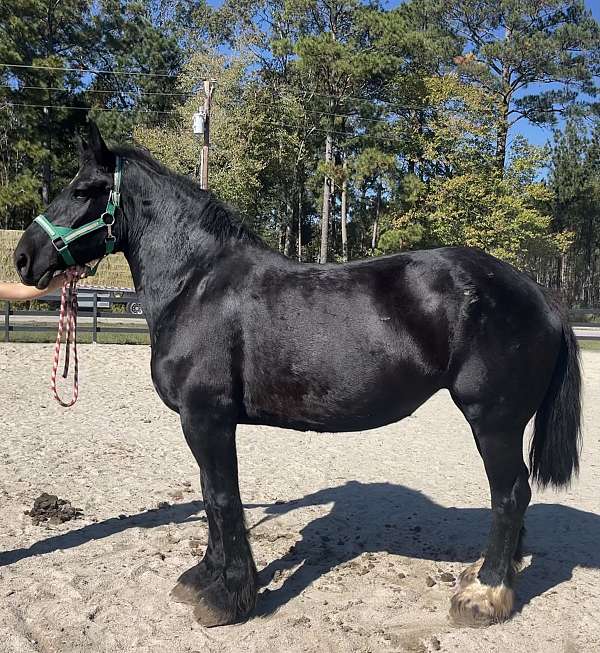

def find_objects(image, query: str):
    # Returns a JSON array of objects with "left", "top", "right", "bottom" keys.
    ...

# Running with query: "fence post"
[
  {"left": 4, "top": 301, "right": 9, "bottom": 342},
  {"left": 92, "top": 291, "right": 98, "bottom": 344}
]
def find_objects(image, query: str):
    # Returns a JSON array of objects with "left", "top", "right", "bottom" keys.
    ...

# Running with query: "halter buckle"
[{"left": 52, "top": 236, "right": 67, "bottom": 252}]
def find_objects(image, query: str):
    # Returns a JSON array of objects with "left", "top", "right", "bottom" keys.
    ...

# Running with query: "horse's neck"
[{"left": 120, "top": 172, "right": 224, "bottom": 332}]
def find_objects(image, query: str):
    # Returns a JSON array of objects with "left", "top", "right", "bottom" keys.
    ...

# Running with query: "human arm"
[{"left": 0, "top": 274, "right": 66, "bottom": 300}]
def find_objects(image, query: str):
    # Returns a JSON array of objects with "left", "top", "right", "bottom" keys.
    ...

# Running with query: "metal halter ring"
[{"left": 101, "top": 212, "right": 116, "bottom": 226}]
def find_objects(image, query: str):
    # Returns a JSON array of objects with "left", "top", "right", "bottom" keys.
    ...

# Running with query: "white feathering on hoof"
[{"left": 449, "top": 558, "right": 515, "bottom": 627}]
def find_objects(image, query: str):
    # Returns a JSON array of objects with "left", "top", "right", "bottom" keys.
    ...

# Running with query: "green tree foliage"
[
  {"left": 87, "top": 0, "right": 184, "bottom": 136},
  {"left": 549, "top": 118, "right": 600, "bottom": 304},
  {"left": 0, "top": 0, "right": 185, "bottom": 229},
  {"left": 375, "top": 78, "right": 559, "bottom": 266},
  {"left": 136, "top": 52, "right": 299, "bottom": 247},
  {"left": 0, "top": 0, "right": 93, "bottom": 225}
]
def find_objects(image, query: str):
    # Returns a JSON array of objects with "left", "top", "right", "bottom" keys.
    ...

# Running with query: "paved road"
[{"left": 574, "top": 325, "right": 600, "bottom": 340}]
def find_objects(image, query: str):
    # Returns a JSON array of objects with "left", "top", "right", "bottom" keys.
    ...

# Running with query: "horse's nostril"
[{"left": 16, "top": 252, "right": 29, "bottom": 274}]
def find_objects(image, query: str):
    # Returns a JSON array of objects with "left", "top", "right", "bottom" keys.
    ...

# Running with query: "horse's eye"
[{"left": 73, "top": 188, "right": 89, "bottom": 199}]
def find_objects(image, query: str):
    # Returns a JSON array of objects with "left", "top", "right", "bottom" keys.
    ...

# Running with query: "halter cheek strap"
[{"left": 34, "top": 156, "right": 123, "bottom": 272}]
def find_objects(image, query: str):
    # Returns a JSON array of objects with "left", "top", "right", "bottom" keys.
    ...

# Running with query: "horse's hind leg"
[
  {"left": 171, "top": 410, "right": 257, "bottom": 626},
  {"left": 450, "top": 418, "right": 531, "bottom": 626}
]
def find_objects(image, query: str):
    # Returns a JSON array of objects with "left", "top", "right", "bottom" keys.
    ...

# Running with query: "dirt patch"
[{"left": 25, "top": 492, "right": 82, "bottom": 525}]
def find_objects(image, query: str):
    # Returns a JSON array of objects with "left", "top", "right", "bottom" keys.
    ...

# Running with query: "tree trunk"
[
  {"left": 330, "top": 177, "right": 336, "bottom": 253},
  {"left": 297, "top": 165, "right": 304, "bottom": 262},
  {"left": 278, "top": 222, "right": 286, "bottom": 253},
  {"left": 283, "top": 222, "right": 292, "bottom": 257},
  {"left": 371, "top": 183, "right": 381, "bottom": 251},
  {"left": 495, "top": 98, "right": 510, "bottom": 174},
  {"left": 495, "top": 26, "right": 512, "bottom": 175},
  {"left": 319, "top": 129, "right": 333, "bottom": 264},
  {"left": 341, "top": 157, "right": 348, "bottom": 262}
]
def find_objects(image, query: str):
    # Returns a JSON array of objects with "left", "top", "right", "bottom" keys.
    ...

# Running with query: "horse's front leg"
[{"left": 171, "top": 410, "right": 257, "bottom": 626}]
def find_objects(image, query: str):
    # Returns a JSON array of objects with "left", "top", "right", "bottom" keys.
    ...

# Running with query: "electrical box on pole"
[{"left": 192, "top": 110, "right": 205, "bottom": 136}]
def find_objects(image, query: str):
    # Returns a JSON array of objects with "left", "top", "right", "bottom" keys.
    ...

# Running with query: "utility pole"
[{"left": 193, "top": 79, "right": 215, "bottom": 190}]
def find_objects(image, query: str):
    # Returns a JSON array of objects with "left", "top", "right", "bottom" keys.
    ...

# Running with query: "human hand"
[{"left": 46, "top": 273, "right": 67, "bottom": 293}]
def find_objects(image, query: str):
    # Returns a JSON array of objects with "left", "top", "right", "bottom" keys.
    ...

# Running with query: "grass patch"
[
  {"left": 2, "top": 332, "right": 149, "bottom": 345},
  {"left": 578, "top": 340, "right": 600, "bottom": 352}
]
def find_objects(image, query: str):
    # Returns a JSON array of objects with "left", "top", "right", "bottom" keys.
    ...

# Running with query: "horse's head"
[{"left": 15, "top": 121, "right": 121, "bottom": 289}]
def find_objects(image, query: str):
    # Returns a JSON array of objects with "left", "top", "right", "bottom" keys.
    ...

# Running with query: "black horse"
[{"left": 14, "top": 122, "right": 581, "bottom": 627}]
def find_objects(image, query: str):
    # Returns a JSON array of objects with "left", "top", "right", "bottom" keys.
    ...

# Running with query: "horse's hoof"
[
  {"left": 171, "top": 564, "right": 256, "bottom": 627},
  {"left": 449, "top": 558, "right": 514, "bottom": 627},
  {"left": 192, "top": 584, "right": 238, "bottom": 627},
  {"left": 171, "top": 562, "right": 216, "bottom": 605}
]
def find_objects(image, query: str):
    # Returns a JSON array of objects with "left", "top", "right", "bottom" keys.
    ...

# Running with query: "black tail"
[{"left": 529, "top": 316, "right": 582, "bottom": 488}]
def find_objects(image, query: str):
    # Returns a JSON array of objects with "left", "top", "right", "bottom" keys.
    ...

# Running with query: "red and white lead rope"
[{"left": 51, "top": 267, "right": 86, "bottom": 407}]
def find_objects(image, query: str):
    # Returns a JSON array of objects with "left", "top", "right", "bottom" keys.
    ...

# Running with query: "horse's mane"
[{"left": 111, "top": 144, "right": 265, "bottom": 248}]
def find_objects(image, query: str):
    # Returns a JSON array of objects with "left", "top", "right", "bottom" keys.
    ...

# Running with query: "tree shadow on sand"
[
  {"left": 1, "top": 481, "right": 598, "bottom": 618},
  {"left": 0, "top": 500, "right": 205, "bottom": 567}
]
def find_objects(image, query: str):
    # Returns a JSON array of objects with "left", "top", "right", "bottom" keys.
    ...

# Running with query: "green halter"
[{"left": 34, "top": 156, "right": 123, "bottom": 272}]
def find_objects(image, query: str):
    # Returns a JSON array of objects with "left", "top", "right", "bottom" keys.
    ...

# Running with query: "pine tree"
[
  {"left": 446, "top": 0, "right": 600, "bottom": 173},
  {"left": 0, "top": 0, "right": 94, "bottom": 226}
]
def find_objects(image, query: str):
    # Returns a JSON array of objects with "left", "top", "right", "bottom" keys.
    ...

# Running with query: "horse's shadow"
[
  {"left": 250, "top": 481, "right": 600, "bottom": 616},
  {"left": 1, "top": 481, "right": 598, "bottom": 617}
]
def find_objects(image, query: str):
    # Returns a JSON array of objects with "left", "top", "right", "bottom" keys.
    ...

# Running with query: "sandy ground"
[{"left": 0, "top": 343, "right": 599, "bottom": 653}]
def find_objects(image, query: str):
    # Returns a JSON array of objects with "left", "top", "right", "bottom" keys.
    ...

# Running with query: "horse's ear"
[
  {"left": 87, "top": 120, "right": 113, "bottom": 167},
  {"left": 77, "top": 135, "right": 89, "bottom": 163}
]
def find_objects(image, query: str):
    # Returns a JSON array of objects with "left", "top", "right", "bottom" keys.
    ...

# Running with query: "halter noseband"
[{"left": 33, "top": 156, "right": 124, "bottom": 270}]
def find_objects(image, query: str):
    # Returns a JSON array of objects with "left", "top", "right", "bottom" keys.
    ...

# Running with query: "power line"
[
  {"left": 0, "top": 83, "right": 193, "bottom": 98},
  {"left": 0, "top": 62, "right": 177, "bottom": 78},
  {"left": 5, "top": 101, "right": 405, "bottom": 144},
  {"left": 1, "top": 62, "right": 431, "bottom": 111},
  {"left": 4, "top": 102, "right": 178, "bottom": 114},
  {"left": 2, "top": 83, "right": 421, "bottom": 126}
]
